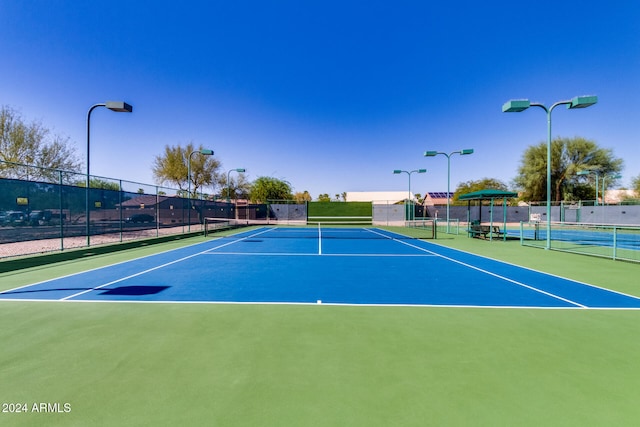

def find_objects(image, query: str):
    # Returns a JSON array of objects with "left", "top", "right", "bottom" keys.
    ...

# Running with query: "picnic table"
[{"left": 469, "top": 224, "right": 504, "bottom": 239}]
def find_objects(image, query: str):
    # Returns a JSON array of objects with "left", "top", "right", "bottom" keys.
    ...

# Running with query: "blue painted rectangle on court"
[{"left": 2, "top": 227, "right": 639, "bottom": 309}]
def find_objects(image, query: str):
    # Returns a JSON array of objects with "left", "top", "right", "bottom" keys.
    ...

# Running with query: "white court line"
[
  {"left": 5, "top": 297, "right": 640, "bottom": 310},
  {"left": 318, "top": 222, "right": 322, "bottom": 255},
  {"left": 0, "top": 235, "right": 234, "bottom": 296},
  {"left": 201, "top": 252, "right": 434, "bottom": 257},
  {"left": 425, "top": 238, "right": 640, "bottom": 303},
  {"left": 365, "top": 228, "right": 587, "bottom": 308},
  {"left": 60, "top": 227, "right": 276, "bottom": 301}
]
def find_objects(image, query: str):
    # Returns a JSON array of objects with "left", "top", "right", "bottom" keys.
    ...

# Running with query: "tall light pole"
[
  {"left": 503, "top": 95, "right": 597, "bottom": 249},
  {"left": 227, "top": 168, "right": 246, "bottom": 202},
  {"left": 424, "top": 149, "right": 473, "bottom": 233},
  {"left": 188, "top": 148, "right": 214, "bottom": 232},
  {"left": 393, "top": 169, "right": 427, "bottom": 222},
  {"left": 86, "top": 101, "right": 133, "bottom": 246}
]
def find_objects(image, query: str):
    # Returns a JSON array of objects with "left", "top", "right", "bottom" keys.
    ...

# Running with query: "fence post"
[
  {"left": 119, "top": 180, "right": 123, "bottom": 242},
  {"left": 59, "top": 170, "right": 64, "bottom": 252},
  {"left": 156, "top": 186, "right": 160, "bottom": 237}
]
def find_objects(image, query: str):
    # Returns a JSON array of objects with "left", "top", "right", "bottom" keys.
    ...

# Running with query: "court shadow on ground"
[
  {"left": 100, "top": 285, "right": 170, "bottom": 296},
  {"left": 0, "top": 233, "right": 197, "bottom": 274}
]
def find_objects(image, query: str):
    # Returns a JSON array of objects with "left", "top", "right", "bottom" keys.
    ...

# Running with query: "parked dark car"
[
  {"left": 28, "top": 210, "right": 53, "bottom": 226},
  {"left": 125, "top": 213, "right": 155, "bottom": 223},
  {"left": 1, "top": 211, "right": 27, "bottom": 225}
]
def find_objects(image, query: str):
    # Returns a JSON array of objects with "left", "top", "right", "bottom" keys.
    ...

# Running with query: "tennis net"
[{"left": 203, "top": 217, "right": 437, "bottom": 240}]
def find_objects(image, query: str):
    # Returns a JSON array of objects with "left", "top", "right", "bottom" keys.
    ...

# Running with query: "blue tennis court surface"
[{"left": 2, "top": 227, "right": 640, "bottom": 309}]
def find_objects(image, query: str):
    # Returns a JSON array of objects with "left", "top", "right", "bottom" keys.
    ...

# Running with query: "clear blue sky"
[{"left": 1, "top": 1, "right": 638, "bottom": 199}]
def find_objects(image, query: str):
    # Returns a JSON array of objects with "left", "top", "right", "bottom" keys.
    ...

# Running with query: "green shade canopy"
[
  {"left": 458, "top": 189, "right": 518, "bottom": 200},
  {"left": 460, "top": 189, "right": 518, "bottom": 241}
]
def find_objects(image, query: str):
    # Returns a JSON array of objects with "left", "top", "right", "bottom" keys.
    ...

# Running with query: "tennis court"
[{"left": 2, "top": 225, "right": 639, "bottom": 309}]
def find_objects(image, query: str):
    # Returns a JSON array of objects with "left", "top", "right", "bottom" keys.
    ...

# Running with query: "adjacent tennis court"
[{"left": 2, "top": 225, "right": 639, "bottom": 309}]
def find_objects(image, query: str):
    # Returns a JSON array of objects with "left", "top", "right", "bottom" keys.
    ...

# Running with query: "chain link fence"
[{"left": 0, "top": 161, "right": 236, "bottom": 258}]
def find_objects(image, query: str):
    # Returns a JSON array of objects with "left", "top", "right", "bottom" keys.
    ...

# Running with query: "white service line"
[
  {"left": 201, "top": 251, "right": 434, "bottom": 257},
  {"left": 366, "top": 228, "right": 587, "bottom": 308},
  {"left": 60, "top": 227, "right": 276, "bottom": 301}
]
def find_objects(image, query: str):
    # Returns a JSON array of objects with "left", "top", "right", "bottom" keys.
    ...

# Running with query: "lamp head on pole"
[
  {"left": 105, "top": 101, "right": 133, "bottom": 113},
  {"left": 393, "top": 170, "right": 402, "bottom": 174},
  {"left": 424, "top": 151, "right": 438, "bottom": 157},
  {"left": 461, "top": 149, "right": 474, "bottom": 155},
  {"left": 502, "top": 99, "right": 531, "bottom": 113},
  {"left": 568, "top": 95, "right": 598, "bottom": 109}
]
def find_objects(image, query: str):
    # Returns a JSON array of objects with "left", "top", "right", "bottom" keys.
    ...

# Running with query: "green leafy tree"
[
  {"left": 74, "top": 178, "right": 121, "bottom": 190},
  {"left": 619, "top": 176, "right": 640, "bottom": 204},
  {"left": 317, "top": 193, "right": 331, "bottom": 202},
  {"left": 514, "top": 137, "right": 623, "bottom": 202},
  {"left": 249, "top": 176, "right": 293, "bottom": 203},
  {"left": 152, "top": 142, "right": 221, "bottom": 197},
  {"left": 0, "top": 105, "right": 81, "bottom": 181},
  {"left": 294, "top": 191, "right": 312, "bottom": 203},
  {"left": 630, "top": 175, "right": 640, "bottom": 197},
  {"left": 452, "top": 178, "right": 509, "bottom": 205},
  {"left": 219, "top": 172, "right": 251, "bottom": 200}
]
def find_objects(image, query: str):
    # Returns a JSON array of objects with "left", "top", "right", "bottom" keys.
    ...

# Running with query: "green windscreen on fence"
[
  {"left": 0, "top": 162, "right": 241, "bottom": 258},
  {"left": 307, "top": 201, "right": 372, "bottom": 224}
]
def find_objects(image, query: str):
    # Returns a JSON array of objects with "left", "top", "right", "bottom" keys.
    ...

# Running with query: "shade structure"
[
  {"left": 459, "top": 189, "right": 518, "bottom": 241},
  {"left": 458, "top": 189, "right": 518, "bottom": 200}
]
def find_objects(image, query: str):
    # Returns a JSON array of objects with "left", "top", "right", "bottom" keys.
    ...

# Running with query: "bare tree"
[{"left": 0, "top": 105, "right": 81, "bottom": 181}]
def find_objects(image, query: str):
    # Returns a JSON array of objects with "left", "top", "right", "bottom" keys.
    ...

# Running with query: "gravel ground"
[{"left": 0, "top": 225, "right": 203, "bottom": 259}]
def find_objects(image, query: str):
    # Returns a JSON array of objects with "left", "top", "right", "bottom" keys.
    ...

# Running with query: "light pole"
[
  {"left": 503, "top": 95, "right": 597, "bottom": 249},
  {"left": 227, "top": 168, "right": 246, "bottom": 202},
  {"left": 188, "top": 148, "right": 214, "bottom": 232},
  {"left": 393, "top": 169, "right": 427, "bottom": 222},
  {"left": 424, "top": 149, "right": 473, "bottom": 233},
  {"left": 577, "top": 169, "right": 600, "bottom": 206},
  {"left": 86, "top": 101, "right": 133, "bottom": 246}
]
